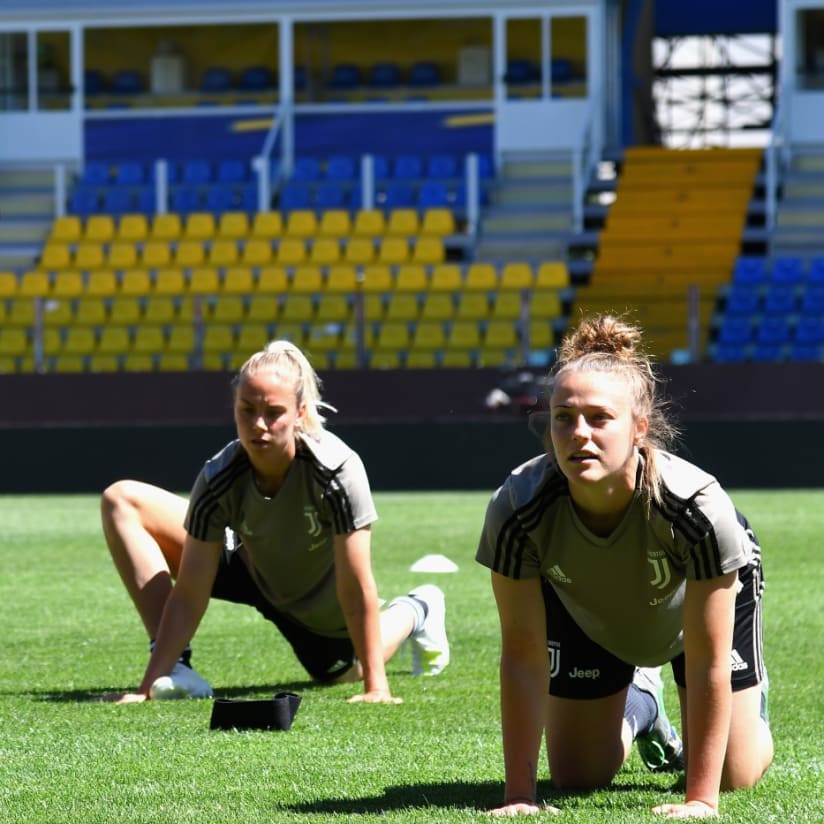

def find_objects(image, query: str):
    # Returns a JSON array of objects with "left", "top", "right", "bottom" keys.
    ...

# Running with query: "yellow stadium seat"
[
  {"left": 84, "top": 214, "right": 115, "bottom": 243},
  {"left": 420, "top": 208, "right": 456, "bottom": 236},
  {"left": 42, "top": 299, "right": 72, "bottom": 326},
  {"left": 352, "top": 209, "right": 386, "bottom": 237},
  {"left": 156, "top": 353, "right": 190, "bottom": 371},
  {"left": 477, "top": 348, "right": 514, "bottom": 368},
  {"left": 7, "top": 298, "right": 36, "bottom": 326},
  {"left": 333, "top": 349, "right": 359, "bottom": 368},
  {"left": 370, "top": 350, "right": 402, "bottom": 368},
  {"left": 374, "top": 321, "right": 411, "bottom": 351},
  {"left": 85, "top": 269, "right": 117, "bottom": 297},
  {"left": 385, "top": 292, "right": 420, "bottom": 321},
  {"left": 0, "top": 328, "right": 28, "bottom": 356},
  {"left": 143, "top": 296, "right": 177, "bottom": 324},
  {"left": 210, "top": 295, "right": 245, "bottom": 324},
  {"left": 447, "top": 320, "right": 482, "bottom": 349},
  {"left": 207, "top": 239, "right": 239, "bottom": 267},
  {"left": 52, "top": 355, "right": 87, "bottom": 373},
  {"left": 222, "top": 265, "right": 255, "bottom": 294},
  {"left": 455, "top": 292, "right": 490, "bottom": 320},
  {"left": 362, "top": 293, "right": 386, "bottom": 321},
  {"left": 74, "top": 242, "right": 106, "bottom": 270},
  {"left": 153, "top": 268, "right": 186, "bottom": 295},
  {"left": 188, "top": 267, "right": 221, "bottom": 295},
  {"left": 241, "top": 238, "right": 274, "bottom": 267},
  {"left": 429, "top": 263, "right": 462, "bottom": 291},
  {"left": 386, "top": 208, "right": 420, "bottom": 236},
  {"left": 88, "top": 354, "right": 121, "bottom": 373},
  {"left": 251, "top": 211, "right": 283, "bottom": 239},
  {"left": 440, "top": 349, "right": 474, "bottom": 367},
  {"left": 285, "top": 209, "right": 318, "bottom": 238},
  {"left": 318, "top": 210, "right": 352, "bottom": 237},
  {"left": 150, "top": 213, "right": 183, "bottom": 242},
  {"left": 106, "top": 242, "right": 139, "bottom": 270},
  {"left": 315, "top": 293, "right": 351, "bottom": 323},
  {"left": 411, "top": 236, "right": 445, "bottom": 265},
  {"left": 361, "top": 264, "right": 393, "bottom": 292},
  {"left": 484, "top": 320, "right": 519, "bottom": 349},
  {"left": 276, "top": 237, "right": 307, "bottom": 267},
  {"left": 419, "top": 292, "right": 455, "bottom": 321},
  {"left": 108, "top": 297, "right": 142, "bottom": 325},
  {"left": 74, "top": 297, "right": 108, "bottom": 325},
  {"left": 280, "top": 293, "right": 315, "bottom": 322},
  {"left": 176, "top": 297, "right": 197, "bottom": 324},
  {"left": 256, "top": 265, "right": 289, "bottom": 293},
  {"left": 236, "top": 323, "right": 271, "bottom": 355},
  {"left": 530, "top": 291, "right": 562, "bottom": 318},
  {"left": 491, "top": 290, "right": 524, "bottom": 320},
  {"left": 19, "top": 270, "right": 51, "bottom": 296},
  {"left": 395, "top": 264, "right": 428, "bottom": 292},
  {"left": 246, "top": 294, "right": 280, "bottom": 323},
  {"left": 217, "top": 211, "right": 250, "bottom": 239},
  {"left": 464, "top": 262, "right": 498, "bottom": 291},
  {"left": 51, "top": 271, "right": 83, "bottom": 298},
  {"left": 306, "top": 324, "right": 342, "bottom": 352},
  {"left": 535, "top": 261, "right": 570, "bottom": 288},
  {"left": 325, "top": 264, "right": 358, "bottom": 293},
  {"left": 344, "top": 237, "right": 375, "bottom": 265},
  {"left": 119, "top": 268, "right": 152, "bottom": 295},
  {"left": 62, "top": 326, "right": 96, "bottom": 355},
  {"left": 272, "top": 322, "right": 306, "bottom": 347},
  {"left": 50, "top": 215, "right": 82, "bottom": 244},
  {"left": 499, "top": 262, "right": 535, "bottom": 290},
  {"left": 291, "top": 265, "right": 323, "bottom": 294},
  {"left": 97, "top": 326, "right": 132, "bottom": 355},
  {"left": 340, "top": 323, "right": 376, "bottom": 351},
  {"left": 140, "top": 241, "right": 172, "bottom": 269},
  {"left": 122, "top": 353, "right": 155, "bottom": 372},
  {"left": 405, "top": 349, "right": 437, "bottom": 368},
  {"left": 42, "top": 327, "right": 62, "bottom": 356},
  {"left": 0, "top": 271, "right": 17, "bottom": 297},
  {"left": 411, "top": 320, "right": 446, "bottom": 350},
  {"left": 202, "top": 324, "right": 235, "bottom": 353},
  {"left": 184, "top": 212, "right": 217, "bottom": 240},
  {"left": 117, "top": 213, "right": 149, "bottom": 242},
  {"left": 39, "top": 244, "right": 71, "bottom": 271},
  {"left": 166, "top": 325, "right": 196, "bottom": 354},
  {"left": 131, "top": 326, "right": 167, "bottom": 355},
  {"left": 309, "top": 237, "right": 341, "bottom": 266},
  {"left": 377, "top": 237, "right": 409, "bottom": 266},
  {"left": 174, "top": 240, "right": 206, "bottom": 268}
]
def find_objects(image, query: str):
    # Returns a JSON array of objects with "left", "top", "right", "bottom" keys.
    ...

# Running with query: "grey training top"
[
  {"left": 476, "top": 450, "right": 752, "bottom": 666},
  {"left": 184, "top": 429, "right": 377, "bottom": 637}
]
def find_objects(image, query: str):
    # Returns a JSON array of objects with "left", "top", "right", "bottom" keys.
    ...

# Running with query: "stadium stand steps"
[
  {"left": 474, "top": 152, "right": 574, "bottom": 263},
  {"left": 0, "top": 165, "right": 55, "bottom": 272},
  {"left": 771, "top": 145, "right": 824, "bottom": 262}
]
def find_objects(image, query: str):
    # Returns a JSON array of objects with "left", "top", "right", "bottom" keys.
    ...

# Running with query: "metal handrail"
[{"left": 572, "top": 88, "right": 602, "bottom": 234}]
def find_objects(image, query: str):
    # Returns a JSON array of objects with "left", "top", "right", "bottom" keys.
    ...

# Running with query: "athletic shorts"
[
  {"left": 211, "top": 546, "right": 356, "bottom": 683},
  {"left": 543, "top": 518, "right": 766, "bottom": 699}
]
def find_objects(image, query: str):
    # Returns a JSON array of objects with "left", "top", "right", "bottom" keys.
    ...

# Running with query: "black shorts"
[
  {"left": 211, "top": 548, "right": 355, "bottom": 683},
  {"left": 543, "top": 538, "right": 766, "bottom": 699}
]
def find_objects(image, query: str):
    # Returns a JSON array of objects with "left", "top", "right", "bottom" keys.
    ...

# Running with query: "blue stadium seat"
[
  {"left": 217, "top": 158, "right": 248, "bottom": 184},
  {"left": 794, "top": 315, "right": 824, "bottom": 345},
  {"left": 111, "top": 69, "right": 143, "bottom": 95},
  {"left": 240, "top": 183, "right": 260, "bottom": 212},
  {"left": 240, "top": 65, "right": 274, "bottom": 91},
  {"left": 84, "top": 68, "right": 105, "bottom": 95},
  {"left": 724, "top": 285, "right": 760, "bottom": 316},
  {"left": 81, "top": 162, "right": 110, "bottom": 187},
  {"left": 788, "top": 343, "right": 822, "bottom": 361},
  {"left": 137, "top": 187, "right": 159, "bottom": 214},
  {"left": 551, "top": 58, "right": 574, "bottom": 83},
  {"left": 150, "top": 161, "right": 180, "bottom": 186},
  {"left": 427, "top": 154, "right": 458, "bottom": 179},
  {"left": 755, "top": 316, "right": 792, "bottom": 345},
  {"left": 329, "top": 63, "right": 361, "bottom": 90},
  {"left": 762, "top": 284, "right": 797, "bottom": 315},
  {"left": 409, "top": 61, "right": 441, "bottom": 87},
  {"left": 170, "top": 186, "right": 202, "bottom": 214},
  {"left": 69, "top": 188, "right": 100, "bottom": 216},
  {"left": 732, "top": 255, "right": 769, "bottom": 286},
  {"left": 182, "top": 160, "right": 212, "bottom": 186},
  {"left": 393, "top": 155, "right": 423, "bottom": 180},
  {"left": 103, "top": 188, "right": 135, "bottom": 215},
  {"left": 382, "top": 181, "right": 415, "bottom": 208},
  {"left": 750, "top": 343, "right": 784, "bottom": 362},
  {"left": 200, "top": 67, "right": 232, "bottom": 92},
  {"left": 505, "top": 59, "right": 537, "bottom": 84},
  {"left": 291, "top": 157, "right": 322, "bottom": 182},
  {"left": 712, "top": 343, "right": 749, "bottom": 363},
  {"left": 417, "top": 181, "right": 450, "bottom": 208},
  {"left": 809, "top": 257, "right": 824, "bottom": 283},
  {"left": 326, "top": 155, "right": 356, "bottom": 181},
  {"left": 800, "top": 285, "right": 824, "bottom": 314},
  {"left": 717, "top": 316, "right": 753, "bottom": 345},
  {"left": 205, "top": 185, "right": 237, "bottom": 213},
  {"left": 115, "top": 161, "right": 145, "bottom": 186},
  {"left": 771, "top": 255, "right": 805, "bottom": 285},
  {"left": 314, "top": 183, "right": 346, "bottom": 209},
  {"left": 368, "top": 62, "right": 401, "bottom": 88},
  {"left": 279, "top": 182, "right": 312, "bottom": 211}
]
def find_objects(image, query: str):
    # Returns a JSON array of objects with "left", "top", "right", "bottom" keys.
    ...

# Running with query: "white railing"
[
  {"left": 571, "top": 88, "right": 603, "bottom": 234},
  {"left": 765, "top": 88, "right": 791, "bottom": 234}
]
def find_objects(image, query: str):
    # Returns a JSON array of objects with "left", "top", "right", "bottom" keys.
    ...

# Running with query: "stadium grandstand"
[{"left": 0, "top": 0, "right": 822, "bottom": 376}]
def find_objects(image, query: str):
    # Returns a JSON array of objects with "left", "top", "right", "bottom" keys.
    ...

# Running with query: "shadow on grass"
[
  {"left": 22, "top": 679, "right": 322, "bottom": 703},
  {"left": 278, "top": 778, "right": 684, "bottom": 815}
]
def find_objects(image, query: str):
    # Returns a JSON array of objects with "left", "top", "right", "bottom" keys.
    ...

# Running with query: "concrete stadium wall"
[{"left": 1, "top": 363, "right": 822, "bottom": 493}]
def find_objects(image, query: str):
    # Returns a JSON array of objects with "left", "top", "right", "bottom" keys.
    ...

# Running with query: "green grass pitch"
[{"left": 0, "top": 490, "right": 822, "bottom": 822}]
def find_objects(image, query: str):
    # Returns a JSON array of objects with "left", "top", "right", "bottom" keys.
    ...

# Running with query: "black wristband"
[{"left": 209, "top": 691, "right": 302, "bottom": 731}]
